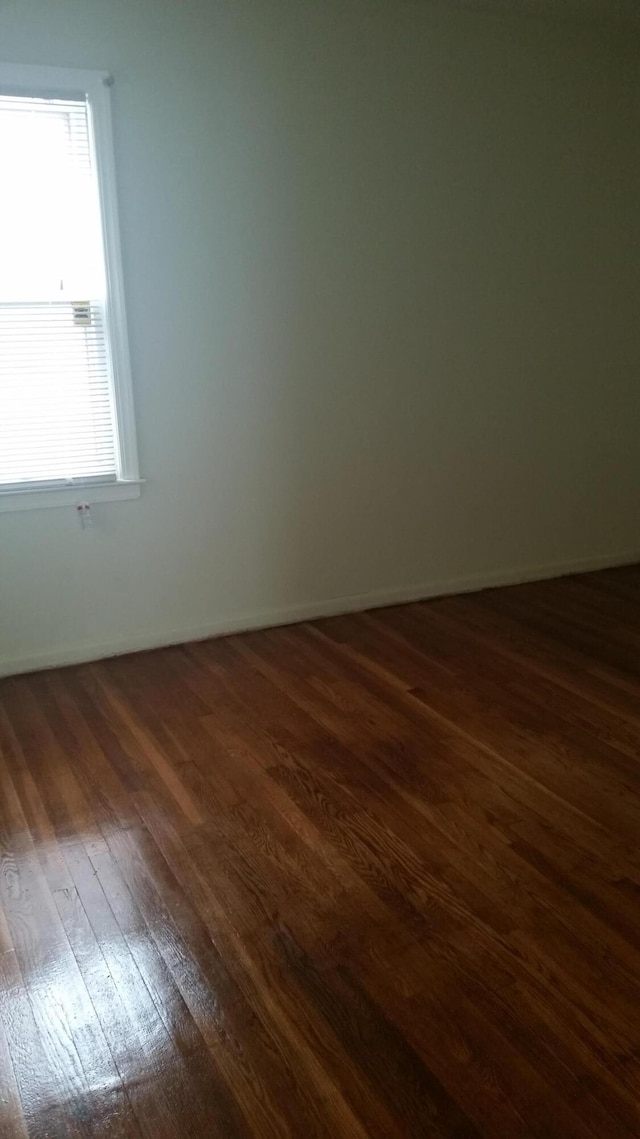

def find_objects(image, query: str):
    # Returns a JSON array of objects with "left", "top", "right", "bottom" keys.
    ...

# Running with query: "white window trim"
[{"left": 0, "top": 62, "right": 142, "bottom": 512}]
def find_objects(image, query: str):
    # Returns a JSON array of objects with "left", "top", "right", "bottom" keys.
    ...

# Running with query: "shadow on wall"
[{"left": 207, "top": 2, "right": 640, "bottom": 609}]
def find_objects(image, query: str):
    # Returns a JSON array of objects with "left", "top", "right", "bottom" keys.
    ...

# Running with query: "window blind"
[{"left": 0, "top": 94, "right": 118, "bottom": 489}]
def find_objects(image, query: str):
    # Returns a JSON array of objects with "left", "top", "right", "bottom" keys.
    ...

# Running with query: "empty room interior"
[{"left": 1, "top": 0, "right": 640, "bottom": 1135}]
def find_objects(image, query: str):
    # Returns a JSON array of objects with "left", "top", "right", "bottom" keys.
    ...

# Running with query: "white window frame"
[{"left": 0, "top": 62, "right": 142, "bottom": 512}]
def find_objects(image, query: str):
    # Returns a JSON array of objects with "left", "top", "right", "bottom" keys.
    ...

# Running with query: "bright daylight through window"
[{"left": 0, "top": 64, "right": 140, "bottom": 510}]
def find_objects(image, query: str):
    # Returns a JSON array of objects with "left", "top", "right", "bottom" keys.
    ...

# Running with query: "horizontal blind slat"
[
  {"left": 0, "top": 299, "right": 117, "bottom": 485},
  {"left": 0, "top": 93, "right": 118, "bottom": 489}
]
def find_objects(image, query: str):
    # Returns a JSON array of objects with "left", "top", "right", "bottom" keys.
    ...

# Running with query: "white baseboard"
[{"left": 1, "top": 548, "right": 639, "bottom": 679}]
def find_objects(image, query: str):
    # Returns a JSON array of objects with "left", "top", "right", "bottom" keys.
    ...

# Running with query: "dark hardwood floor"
[{"left": 2, "top": 566, "right": 640, "bottom": 1137}]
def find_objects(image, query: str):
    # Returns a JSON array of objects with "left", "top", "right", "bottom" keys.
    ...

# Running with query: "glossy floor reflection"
[{"left": 2, "top": 566, "right": 640, "bottom": 1136}]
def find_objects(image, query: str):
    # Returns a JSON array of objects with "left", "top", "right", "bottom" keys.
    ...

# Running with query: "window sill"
[{"left": 0, "top": 479, "right": 144, "bottom": 513}]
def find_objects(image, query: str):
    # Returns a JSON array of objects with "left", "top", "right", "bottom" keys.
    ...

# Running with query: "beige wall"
[{"left": 1, "top": 1, "right": 639, "bottom": 674}]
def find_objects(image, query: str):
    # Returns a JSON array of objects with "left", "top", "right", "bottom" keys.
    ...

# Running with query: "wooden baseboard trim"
[{"left": 2, "top": 548, "right": 639, "bottom": 678}]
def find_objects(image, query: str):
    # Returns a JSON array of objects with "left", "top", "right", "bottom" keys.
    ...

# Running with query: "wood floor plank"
[
  {"left": 2, "top": 565, "right": 640, "bottom": 1135},
  {"left": 0, "top": 966, "right": 30, "bottom": 1139},
  {"left": 0, "top": 765, "right": 139, "bottom": 1138}
]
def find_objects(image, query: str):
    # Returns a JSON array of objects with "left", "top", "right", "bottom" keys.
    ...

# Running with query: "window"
[{"left": 0, "top": 63, "right": 141, "bottom": 511}]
